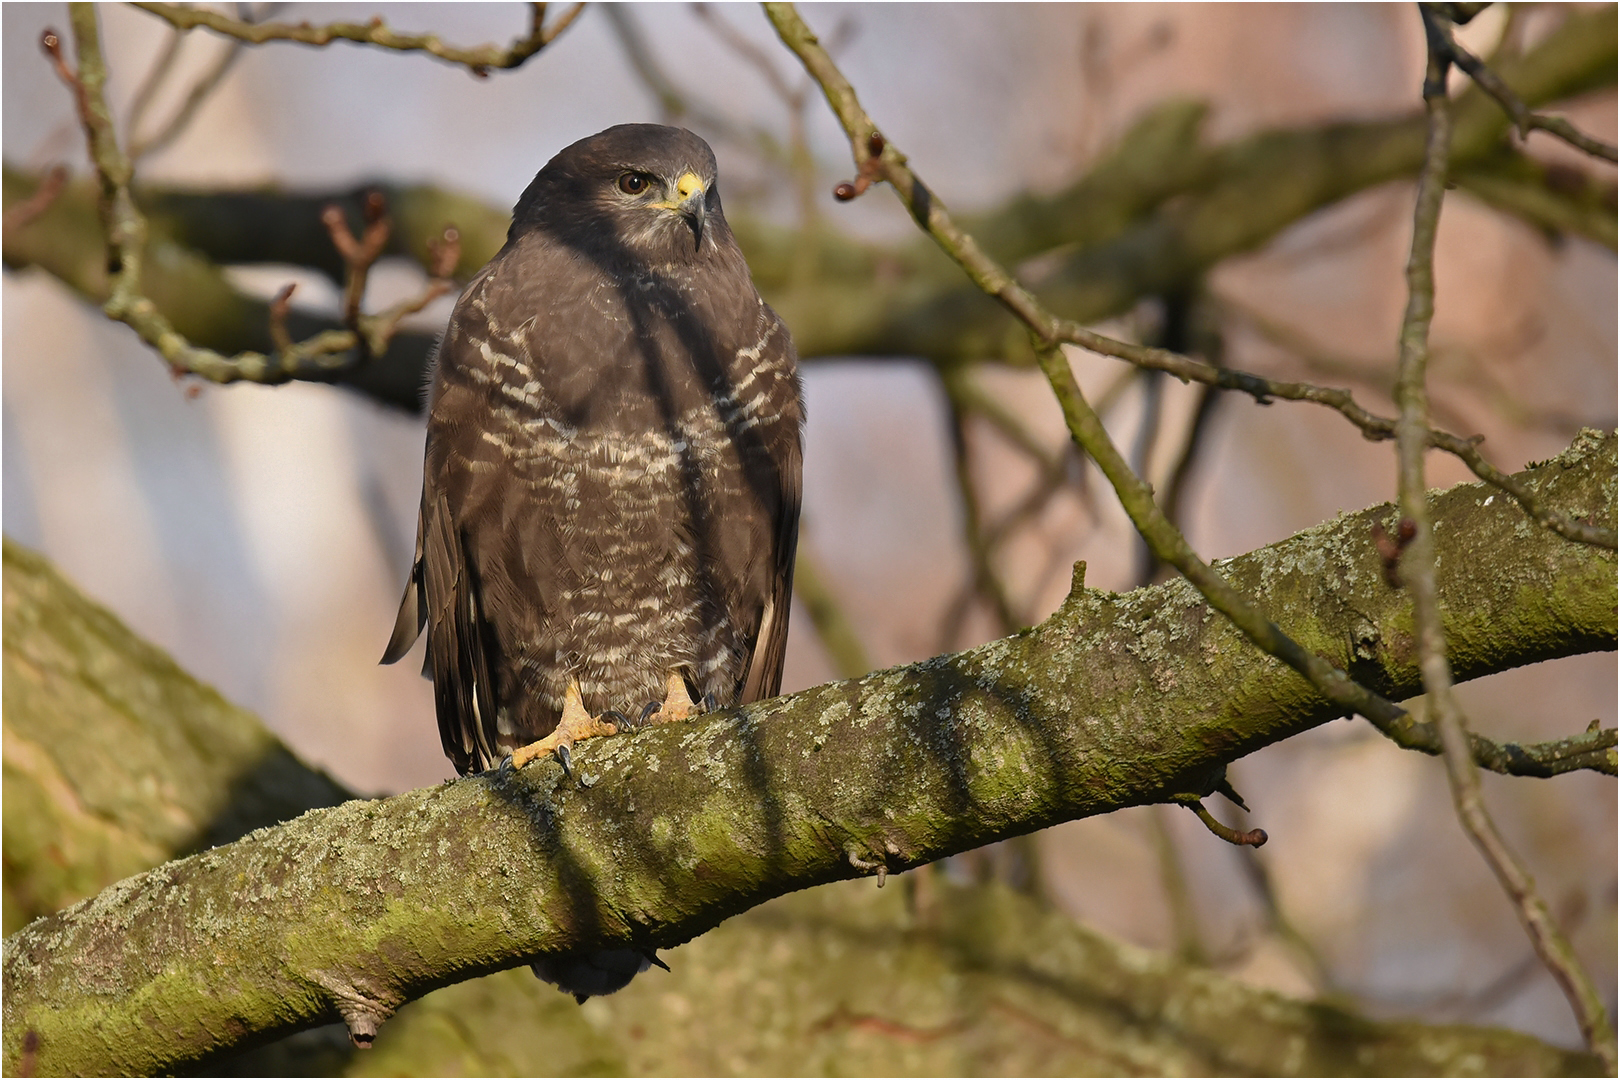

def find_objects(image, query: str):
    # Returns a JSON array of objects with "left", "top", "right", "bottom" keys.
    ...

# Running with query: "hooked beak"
[{"left": 664, "top": 170, "right": 706, "bottom": 250}]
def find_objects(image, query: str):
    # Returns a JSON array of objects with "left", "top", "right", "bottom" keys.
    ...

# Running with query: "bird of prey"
[{"left": 382, "top": 124, "right": 803, "bottom": 999}]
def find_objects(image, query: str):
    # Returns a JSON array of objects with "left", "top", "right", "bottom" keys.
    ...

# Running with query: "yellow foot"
[
  {"left": 650, "top": 672, "right": 700, "bottom": 725},
  {"left": 511, "top": 680, "right": 620, "bottom": 770}
]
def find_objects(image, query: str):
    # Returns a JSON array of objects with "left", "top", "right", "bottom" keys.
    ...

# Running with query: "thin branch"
[
  {"left": 322, "top": 191, "right": 392, "bottom": 344},
  {"left": 1, "top": 164, "right": 69, "bottom": 233},
  {"left": 130, "top": 35, "right": 245, "bottom": 160},
  {"left": 764, "top": 2, "right": 1619, "bottom": 785},
  {"left": 42, "top": 8, "right": 457, "bottom": 392},
  {"left": 1427, "top": 5, "right": 1618, "bottom": 163},
  {"left": 770, "top": 4, "right": 1615, "bottom": 553},
  {"left": 791, "top": 541, "right": 874, "bottom": 680},
  {"left": 1054, "top": 323, "right": 1616, "bottom": 549},
  {"left": 1397, "top": 10, "right": 1613, "bottom": 1068},
  {"left": 1149, "top": 805, "right": 1209, "bottom": 965},
  {"left": 601, "top": 4, "right": 778, "bottom": 161},
  {"left": 123, "top": 24, "right": 186, "bottom": 147},
  {"left": 130, "top": 2, "right": 580, "bottom": 77},
  {"left": 357, "top": 224, "right": 461, "bottom": 356},
  {"left": 1174, "top": 796, "right": 1268, "bottom": 848},
  {"left": 942, "top": 373, "right": 1022, "bottom": 637}
]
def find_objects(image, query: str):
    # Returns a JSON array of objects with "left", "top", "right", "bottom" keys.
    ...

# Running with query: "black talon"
[
  {"left": 601, "top": 708, "right": 633, "bottom": 731},
  {"left": 702, "top": 691, "right": 719, "bottom": 713},
  {"left": 555, "top": 743, "right": 575, "bottom": 780},
  {"left": 644, "top": 950, "right": 671, "bottom": 972},
  {"left": 639, "top": 701, "right": 662, "bottom": 725},
  {"left": 494, "top": 753, "right": 515, "bottom": 775}
]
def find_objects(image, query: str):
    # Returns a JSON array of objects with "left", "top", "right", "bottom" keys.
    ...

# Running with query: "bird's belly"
[{"left": 494, "top": 420, "right": 760, "bottom": 734}]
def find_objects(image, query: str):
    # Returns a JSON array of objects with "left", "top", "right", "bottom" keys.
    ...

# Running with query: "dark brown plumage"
[
  {"left": 382, "top": 124, "right": 802, "bottom": 1001},
  {"left": 384, "top": 123, "right": 803, "bottom": 776}
]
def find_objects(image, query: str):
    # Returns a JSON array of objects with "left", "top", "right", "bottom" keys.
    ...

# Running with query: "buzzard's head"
[{"left": 512, "top": 124, "right": 729, "bottom": 267}]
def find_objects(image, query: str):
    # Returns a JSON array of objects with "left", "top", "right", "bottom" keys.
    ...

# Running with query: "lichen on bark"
[{"left": 2, "top": 431, "right": 1614, "bottom": 1075}]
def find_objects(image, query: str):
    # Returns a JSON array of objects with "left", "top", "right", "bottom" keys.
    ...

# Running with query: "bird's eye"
[{"left": 618, "top": 172, "right": 651, "bottom": 195}]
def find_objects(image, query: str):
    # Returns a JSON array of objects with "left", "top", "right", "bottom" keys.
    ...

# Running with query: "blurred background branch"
[
  {"left": 3, "top": 2, "right": 1614, "bottom": 1072},
  {"left": 5, "top": 6, "right": 1611, "bottom": 404}
]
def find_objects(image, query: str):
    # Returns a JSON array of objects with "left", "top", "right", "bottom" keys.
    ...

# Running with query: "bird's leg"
[
  {"left": 648, "top": 671, "right": 702, "bottom": 725},
  {"left": 510, "top": 679, "right": 620, "bottom": 770}
]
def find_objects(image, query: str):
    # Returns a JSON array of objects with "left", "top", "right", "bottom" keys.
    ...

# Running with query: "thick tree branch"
[
  {"left": 4, "top": 433, "right": 1615, "bottom": 1075},
  {"left": 1455, "top": 148, "right": 1618, "bottom": 249},
  {"left": 8, "top": 538, "right": 1598, "bottom": 1076},
  {"left": 1, "top": 540, "right": 354, "bottom": 935}
]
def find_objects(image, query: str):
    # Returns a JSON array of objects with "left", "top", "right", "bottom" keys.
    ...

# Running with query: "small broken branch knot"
[
  {"left": 1371, "top": 517, "right": 1418, "bottom": 587},
  {"left": 1178, "top": 797, "right": 1268, "bottom": 848},
  {"left": 833, "top": 130, "right": 888, "bottom": 201}
]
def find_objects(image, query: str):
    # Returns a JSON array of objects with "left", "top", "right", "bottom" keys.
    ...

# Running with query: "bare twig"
[
  {"left": 130, "top": 2, "right": 580, "bottom": 77},
  {"left": 1176, "top": 797, "right": 1268, "bottom": 849},
  {"left": 942, "top": 374, "right": 1022, "bottom": 637},
  {"left": 602, "top": 5, "right": 777, "bottom": 161},
  {"left": 764, "top": 0, "right": 1616, "bottom": 781},
  {"left": 1396, "top": 11, "right": 1613, "bottom": 1068},
  {"left": 322, "top": 191, "right": 391, "bottom": 338},
  {"left": 266, "top": 282, "right": 296, "bottom": 354},
  {"left": 792, "top": 541, "right": 874, "bottom": 681},
  {"left": 123, "top": 24, "right": 186, "bottom": 147},
  {"left": 130, "top": 37, "right": 245, "bottom": 160},
  {"left": 1149, "top": 805, "right": 1209, "bottom": 965},
  {"left": 357, "top": 225, "right": 462, "bottom": 358},
  {"left": 1426, "top": 4, "right": 1618, "bottom": 163},
  {"left": 780, "top": 10, "right": 1615, "bottom": 552},
  {"left": 42, "top": 7, "right": 453, "bottom": 391},
  {"left": 2, "top": 164, "right": 70, "bottom": 233},
  {"left": 1057, "top": 324, "right": 1617, "bottom": 549}
]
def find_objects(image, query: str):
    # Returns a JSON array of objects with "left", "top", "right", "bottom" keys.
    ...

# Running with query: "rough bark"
[
  {"left": 220, "top": 880, "right": 1605, "bottom": 1078},
  {"left": 3, "top": 5, "right": 1611, "bottom": 412},
  {"left": 3, "top": 533, "right": 1600, "bottom": 1078},
  {"left": 3, "top": 430, "right": 1614, "bottom": 1076},
  {"left": 1, "top": 540, "right": 353, "bottom": 936}
]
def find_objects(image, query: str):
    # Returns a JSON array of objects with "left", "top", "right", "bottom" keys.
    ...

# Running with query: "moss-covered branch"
[
  {"left": 1, "top": 541, "right": 354, "bottom": 936},
  {"left": 7, "top": 537, "right": 1599, "bottom": 1077},
  {"left": 4, "top": 431, "right": 1614, "bottom": 1076},
  {"left": 1455, "top": 147, "right": 1619, "bottom": 248},
  {"left": 228, "top": 880, "right": 1606, "bottom": 1076}
]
